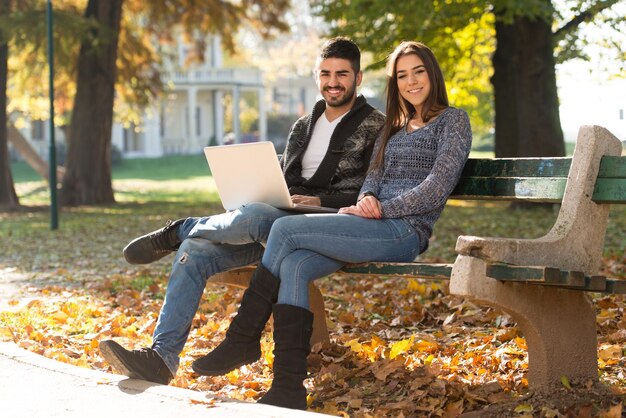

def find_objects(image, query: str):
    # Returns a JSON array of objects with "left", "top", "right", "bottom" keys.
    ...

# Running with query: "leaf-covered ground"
[{"left": 1, "top": 185, "right": 625, "bottom": 417}]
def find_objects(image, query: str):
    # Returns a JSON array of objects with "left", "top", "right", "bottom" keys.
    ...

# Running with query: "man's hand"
[
  {"left": 338, "top": 195, "right": 382, "bottom": 219},
  {"left": 291, "top": 195, "right": 321, "bottom": 206}
]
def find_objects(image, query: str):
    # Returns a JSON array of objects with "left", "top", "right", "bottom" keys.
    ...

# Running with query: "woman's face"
[{"left": 396, "top": 54, "right": 431, "bottom": 116}]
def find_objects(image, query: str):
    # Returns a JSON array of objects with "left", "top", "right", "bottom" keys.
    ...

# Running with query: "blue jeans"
[
  {"left": 261, "top": 214, "right": 425, "bottom": 309},
  {"left": 151, "top": 203, "right": 294, "bottom": 374}
]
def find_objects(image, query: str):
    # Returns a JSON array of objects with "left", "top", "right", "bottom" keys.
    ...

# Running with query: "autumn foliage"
[{"left": 1, "top": 197, "right": 625, "bottom": 416}]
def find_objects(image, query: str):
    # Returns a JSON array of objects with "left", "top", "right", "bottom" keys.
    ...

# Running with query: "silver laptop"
[{"left": 203, "top": 142, "right": 338, "bottom": 213}]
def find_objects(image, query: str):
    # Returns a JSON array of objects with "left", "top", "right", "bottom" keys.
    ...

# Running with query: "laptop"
[{"left": 203, "top": 142, "right": 338, "bottom": 213}]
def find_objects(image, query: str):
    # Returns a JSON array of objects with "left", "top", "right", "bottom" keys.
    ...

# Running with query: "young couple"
[{"left": 100, "top": 37, "right": 472, "bottom": 411}]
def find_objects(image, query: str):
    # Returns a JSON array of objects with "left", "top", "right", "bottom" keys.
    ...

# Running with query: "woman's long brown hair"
[{"left": 371, "top": 41, "right": 449, "bottom": 170}]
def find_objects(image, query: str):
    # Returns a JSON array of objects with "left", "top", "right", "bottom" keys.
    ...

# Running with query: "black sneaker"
[
  {"left": 99, "top": 340, "right": 173, "bottom": 385},
  {"left": 123, "top": 219, "right": 185, "bottom": 264}
]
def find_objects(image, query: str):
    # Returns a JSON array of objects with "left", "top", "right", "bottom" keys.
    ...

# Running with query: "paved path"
[
  {"left": 0, "top": 342, "right": 331, "bottom": 418},
  {"left": 0, "top": 269, "right": 331, "bottom": 417}
]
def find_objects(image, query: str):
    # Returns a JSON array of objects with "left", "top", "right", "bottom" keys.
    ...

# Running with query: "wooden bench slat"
[
  {"left": 598, "top": 155, "right": 626, "bottom": 178},
  {"left": 461, "top": 158, "right": 571, "bottom": 177},
  {"left": 460, "top": 155, "right": 624, "bottom": 179},
  {"left": 341, "top": 262, "right": 452, "bottom": 280},
  {"left": 604, "top": 279, "right": 626, "bottom": 294},
  {"left": 484, "top": 264, "right": 626, "bottom": 293},
  {"left": 452, "top": 177, "right": 566, "bottom": 202},
  {"left": 592, "top": 178, "right": 626, "bottom": 203}
]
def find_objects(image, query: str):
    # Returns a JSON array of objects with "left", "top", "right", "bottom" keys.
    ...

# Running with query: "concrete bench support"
[
  {"left": 450, "top": 255, "right": 598, "bottom": 387},
  {"left": 450, "top": 125, "right": 623, "bottom": 387},
  {"left": 455, "top": 125, "right": 622, "bottom": 275}
]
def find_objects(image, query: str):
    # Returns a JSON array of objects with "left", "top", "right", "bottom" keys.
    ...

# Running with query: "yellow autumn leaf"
[
  {"left": 598, "top": 344, "right": 622, "bottom": 361},
  {"left": 560, "top": 375, "right": 571, "bottom": 389},
  {"left": 263, "top": 347, "right": 274, "bottom": 367},
  {"left": 51, "top": 310, "right": 69, "bottom": 324},
  {"left": 370, "top": 334, "right": 385, "bottom": 349},
  {"left": 514, "top": 403, "right": 533, "bottom": 413},
  {"left": 389, "top": 336, "right": 413, "bottom": 359},
  {"left": 406, "top": 279, "right": 427, "bottom": 295},
  {"left": 513, "top": 336, "right": 527, "bottom": 349},
  {"left": 345, "top": 338, "right": 362, "bottom": 353},
  {"left": 0, "top": 326, "right": 14, "bottom": 340},
  {"left": 415, "top": 339, "right": 439, "bottom": 353},
  {"left": 226, "top": 369, "right": 240, "bottom": 384}
]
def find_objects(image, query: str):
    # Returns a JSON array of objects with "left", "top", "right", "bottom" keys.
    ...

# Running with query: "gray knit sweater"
[{"left": 360, "top": 107, "right": 472, "bottom": 250}]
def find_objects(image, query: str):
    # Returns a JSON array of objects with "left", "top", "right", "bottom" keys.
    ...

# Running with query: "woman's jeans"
[
  {"left": 151, "top": 203, "right": 293, "bottom": 374},
  {"left": 262, "top": 214, "right": 425, "bottom": 310}
]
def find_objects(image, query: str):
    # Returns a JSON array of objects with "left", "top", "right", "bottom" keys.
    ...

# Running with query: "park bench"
[{"left": 207, "top": 125, "right": 626, "bottom": 389}]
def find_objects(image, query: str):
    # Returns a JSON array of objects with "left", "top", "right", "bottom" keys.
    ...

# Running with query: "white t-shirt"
[{"left": 301, "top": 112, "right": 347, "bottom": 180}]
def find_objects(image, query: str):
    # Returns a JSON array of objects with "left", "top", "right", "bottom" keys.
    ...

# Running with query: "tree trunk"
[
  {"left": 492, "top": 9, "right": 565, "bottom": 158},
  {"left": 0, "top": 0, "right": 19, "bottom": 209},
  {"left": 60, "top": 0, "right": 123, "bottom": 206}
]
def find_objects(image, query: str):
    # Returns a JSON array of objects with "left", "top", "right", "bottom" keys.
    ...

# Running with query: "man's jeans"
[
  {"left": 262, "top": 214, "right": 426, "bottom": 310},
  {"left": 151, "top": 203, "right": 293, "bottom": 374}
]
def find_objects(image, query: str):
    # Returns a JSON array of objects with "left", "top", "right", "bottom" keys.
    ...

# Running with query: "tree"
[
  {"left": 0, "top": 0, "right": 18, "bottom": 208},
  {"left": 313, "top": 0, "right": 624, "bottom": 157},
  {"left": 60, "top": 0, "right": 122, "bottom": 206},
  {"left": 0, "top": 0, "right": 90, "bottom": 207},
  {"left": 60, "top": 0, "right": 290, "bottom": 206}
]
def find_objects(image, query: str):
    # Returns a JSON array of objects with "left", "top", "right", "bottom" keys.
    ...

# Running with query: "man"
[{"left": 99, "top": 37, "right": 385, "bottom": 385}]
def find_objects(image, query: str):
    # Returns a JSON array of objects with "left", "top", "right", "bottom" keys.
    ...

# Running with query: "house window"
[
  {"left": 31, "top": 120, "right": 44, "bottom": 141},
  {"left": 123, "top": 124, "right": 141, "bottom": 152}
]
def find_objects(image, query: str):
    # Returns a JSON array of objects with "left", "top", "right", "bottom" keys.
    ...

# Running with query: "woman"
[{"left": 192, "top": 41, "right": 472, "bottom": 410}]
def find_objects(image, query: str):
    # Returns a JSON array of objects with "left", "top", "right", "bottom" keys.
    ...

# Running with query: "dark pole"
[{"left": 46, "top": 0, "right": 58, "bottom": 229}]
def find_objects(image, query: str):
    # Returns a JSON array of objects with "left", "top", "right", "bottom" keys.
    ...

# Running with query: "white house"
[{"left": 12, "top": 34, "right": 319, "bottom": 161}]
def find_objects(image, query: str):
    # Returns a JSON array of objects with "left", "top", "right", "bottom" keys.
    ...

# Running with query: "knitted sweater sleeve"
[
  {"left": 358, "top": 134, "right": 385, "bottom": 198},
  {"left": 381, "top": 110, "right": 472, "bottom": 217}
]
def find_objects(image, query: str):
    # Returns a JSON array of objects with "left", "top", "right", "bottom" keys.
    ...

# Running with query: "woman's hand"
[{"left": 338, "top": 196, "right": 382, "bottom": 219}]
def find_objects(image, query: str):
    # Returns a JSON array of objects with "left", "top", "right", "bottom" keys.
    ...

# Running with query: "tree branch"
[{"left": 554, "top": 0, "right": 619, "bottom": 40}]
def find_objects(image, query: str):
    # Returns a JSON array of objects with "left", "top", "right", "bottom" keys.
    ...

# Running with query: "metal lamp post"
[{"left": 46, "top": 0, "right": 58, "bottom": 229}]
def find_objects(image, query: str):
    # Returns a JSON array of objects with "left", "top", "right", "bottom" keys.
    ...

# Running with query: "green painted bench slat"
[
  {"left": 461, "top": 158, "right": 571, "bottom": 177},
  {"left": 460, "top": 155, "right": 625, "bottom": 178},
  {"left": 452, "top": 178, "right": 626, "bottom": 203},
  {"left": 451, "top": 178, "right": 566, "bottom": 202},
  {"left": 605, "top": 279, "right": 626, "bottom": 294},
  {"left": 341, "top": 262, "right": 452, "bottom": 280},
  {"left": 598, "top": 155, "right": 626, "bottom": 178},
  {"left": 484, "top": 264, "right": 625, "bottom": 293},
  {"left": 452, "top": 155, "right": 626, "bottom": 203},
  {"left": 592, "top": 179, "right": 626, "bottom": 203}
]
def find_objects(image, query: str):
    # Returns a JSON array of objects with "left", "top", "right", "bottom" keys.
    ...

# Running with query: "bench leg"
[
  {"left": 308, "top": 282, "right": 330, "bottom": 346},
  {"left": 450, "top": 255, "right": 598, "bottom": 388},
  {"left": 207, "top": 268, "right": 331, "bottom": 346}
]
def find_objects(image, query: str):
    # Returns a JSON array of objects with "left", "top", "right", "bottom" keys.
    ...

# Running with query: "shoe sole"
[
  {"left": 99, "top": 341, "right": 152, "bottom": 382},
  {"left": 191, "top": 353, "right": 261, "bottom": 376}
]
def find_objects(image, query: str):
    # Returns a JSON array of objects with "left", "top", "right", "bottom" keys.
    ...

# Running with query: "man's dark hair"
[{"left": 318, "top": 37, "right": 361, "bottom": 73}]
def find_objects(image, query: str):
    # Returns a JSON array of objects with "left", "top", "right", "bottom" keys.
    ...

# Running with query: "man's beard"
[{"left": 324, "top": 82, "right": 357, "bottom": 108}]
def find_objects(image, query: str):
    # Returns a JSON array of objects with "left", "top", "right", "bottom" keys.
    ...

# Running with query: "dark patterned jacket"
[{"left": 280, "top": 95, "right": 385, "bottom": 208}]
